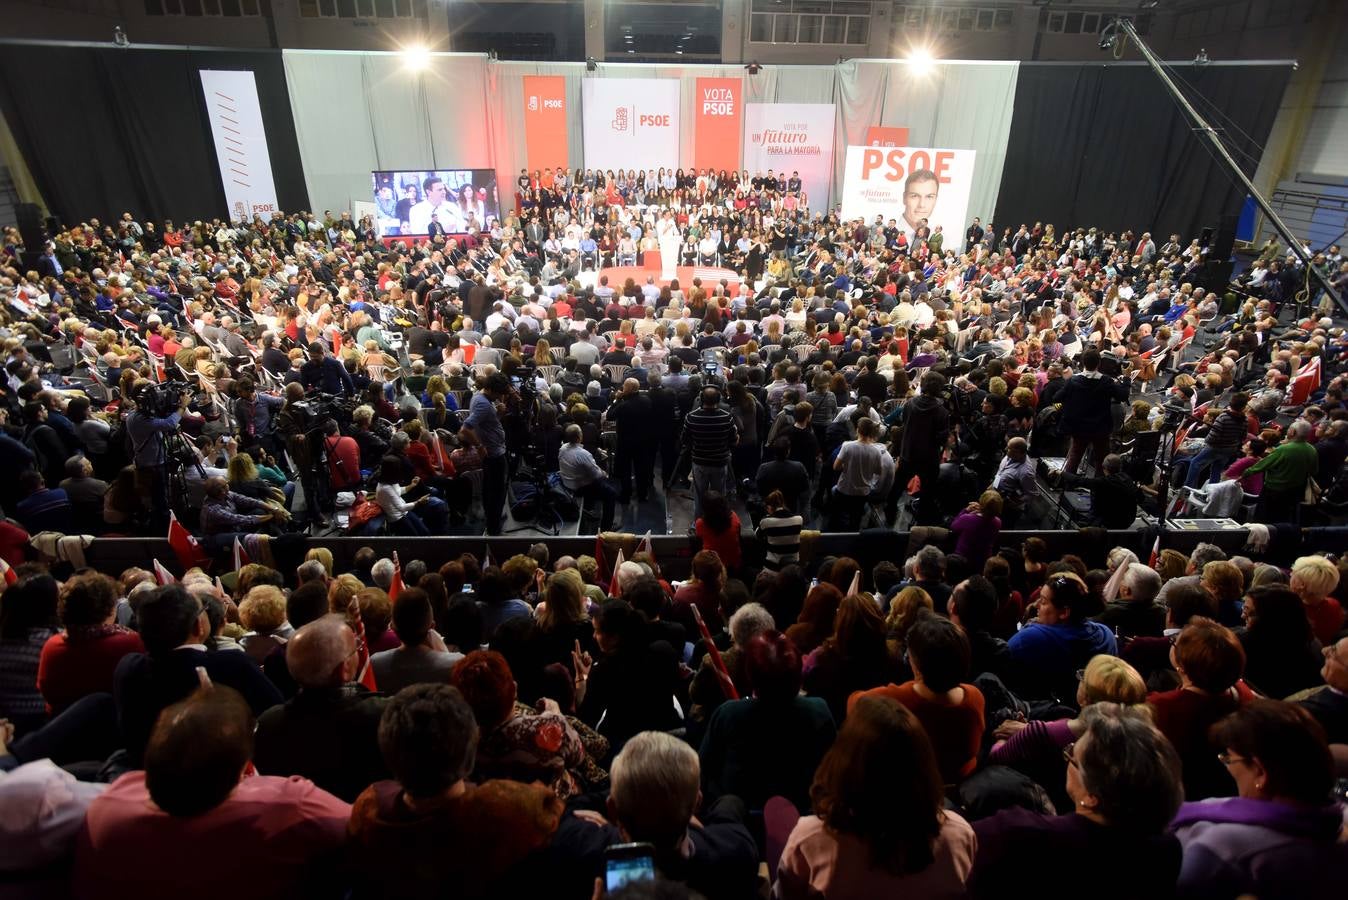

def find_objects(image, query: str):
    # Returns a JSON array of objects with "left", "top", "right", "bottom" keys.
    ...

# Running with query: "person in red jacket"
[
  {"left": 37, "top": 572, "right": 144, "bottom": 715},
  {"left": 322, "top": 419, "right": 363, "bottom": 492}
]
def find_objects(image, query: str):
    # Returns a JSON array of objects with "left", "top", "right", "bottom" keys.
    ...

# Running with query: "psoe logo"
[
  {"left": 543, "top": 98, "right": 563, "bottom": 109},
  {"left": 611, "top": 106, "right": 629, "bottom": 133},
  {"left": 528, "top": 95, "right": 539, "bottom": 111}
]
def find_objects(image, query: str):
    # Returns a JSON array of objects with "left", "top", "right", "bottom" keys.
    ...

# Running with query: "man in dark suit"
[{"left": 114, "top": 584, "right": 283, "bottom": 767}]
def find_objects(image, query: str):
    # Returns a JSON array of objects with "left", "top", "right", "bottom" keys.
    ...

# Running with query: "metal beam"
[{"left": 1111, "top": 17, "right": 1346, "bottom": 319}]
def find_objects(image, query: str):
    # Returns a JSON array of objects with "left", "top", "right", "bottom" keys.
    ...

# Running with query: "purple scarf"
[{"left": 1172, "top": 797, "right": 1344, "bottom": 842}]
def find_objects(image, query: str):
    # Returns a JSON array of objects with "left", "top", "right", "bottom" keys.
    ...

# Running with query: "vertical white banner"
[
  {"left": 742, "top": 103, "right": 836, "bottom": 209},
  {"left": 200, "top": 70, "right": 279, "bottom": 222},
  {"left": 582, "top": 78, "right": 681, "bottom": 173},
  {"left": 840, "top": 146, "right": 977, "bottom": 245}
]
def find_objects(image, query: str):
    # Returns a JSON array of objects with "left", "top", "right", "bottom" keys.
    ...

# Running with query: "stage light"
[
  {"left": 113, "top": 25, "right": 129, "bottom": 47},
  {"left": 1194, "top": 48, "right": 1209, "bottom": 66},
  {"left": 586, "top": 56, "right": 598, "bottom": 72},
  {"left": 745, "top": 61, "right": 761, "bottom": 75},
  {"left": 906, "top": 47, "right": 934, "bottom": 75},
  {"left": 401, "top": 44, "right": 431, "bottom": 71}
]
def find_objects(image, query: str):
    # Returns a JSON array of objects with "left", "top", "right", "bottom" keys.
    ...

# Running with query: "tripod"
[
  {"left": 505, "top": 387, "right": 564, "bottom": 536},
  {"left": 162, "top": 428, "right": 208, "bottom": 524}
]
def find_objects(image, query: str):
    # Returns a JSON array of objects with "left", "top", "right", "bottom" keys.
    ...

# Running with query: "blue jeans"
[
  {"left": 1184, "top": 447, "right": 1237, "bottom": 488},
  {"left": 392, "top": 511, "right": 430, "bottom": 535},
  {"left": 691, "top": 463, "right": 728, "bottom": 519}
]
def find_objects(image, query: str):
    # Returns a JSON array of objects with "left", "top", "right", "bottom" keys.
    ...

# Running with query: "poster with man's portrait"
[{"left": 840, "top": 146, "right": 977, "bottom": 245}]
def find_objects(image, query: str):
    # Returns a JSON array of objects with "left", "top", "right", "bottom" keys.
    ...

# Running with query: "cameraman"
[
  {"left": 275, "top": 382, "right": 327, "bottom": 527},
  {"left": 300, "top": 341, "right": 355, "bottom": 397},
  {"left": 125, "top": 379, "right": 191, "bottom": 528},
  {"left": 888, "top": 371, "right": 951, "bottom": 526}
]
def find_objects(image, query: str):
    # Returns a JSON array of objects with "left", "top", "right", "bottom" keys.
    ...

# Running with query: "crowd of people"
[
  {"left": 0, "top": 171, "right": 1346, "bottom": 894},
  {"left": 0, "top": 166, "right": 1344, "bottom": 548},
  {"left": 0, "top": 534, "right": 1346, "bottom": 897}
]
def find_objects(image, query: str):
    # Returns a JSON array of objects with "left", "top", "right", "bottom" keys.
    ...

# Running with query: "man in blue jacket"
[{"left": 1007, "top": 572, "right": 1117, "bottom": 702}]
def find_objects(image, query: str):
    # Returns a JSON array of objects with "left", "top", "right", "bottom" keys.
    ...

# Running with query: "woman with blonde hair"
[
  {"left": 1289, "top": 555, "right": 1343, "bottom": 645},
  {"left": 988, "top": 654, "right": 1148, "bottom": 807},
  {"left": 884, "top": 586, "right": 933, "bottom": 662},
  {"left": 533, "top": 338, "right": 554, "bottom": 367}
]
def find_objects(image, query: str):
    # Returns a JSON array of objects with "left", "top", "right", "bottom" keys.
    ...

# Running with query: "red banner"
[
  {"left": 865, "top": 125, "right": 910, "bottom": 148},
  {"left": 523, "top": 75, "right": 568, "bottom": 173},
  {"left": 693, "top": 77, "right": 742, "bottom": 173}
]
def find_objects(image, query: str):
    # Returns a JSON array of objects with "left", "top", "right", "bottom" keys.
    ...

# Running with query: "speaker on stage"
[{"left": 15, "top": 203, "right": 47, "bottom": 269}]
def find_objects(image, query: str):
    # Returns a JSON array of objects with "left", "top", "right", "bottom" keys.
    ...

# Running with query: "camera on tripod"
[
  {"left": 136, "top": 380, "right": 193, "bottom": 417},
  {"left": 290, "top": 393, "right": 345, "bottom": 429}
]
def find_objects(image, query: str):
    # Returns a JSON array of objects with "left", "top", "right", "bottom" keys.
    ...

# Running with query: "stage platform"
[{"left": 596, "top": 262, "right": 742, "bottom": 289}]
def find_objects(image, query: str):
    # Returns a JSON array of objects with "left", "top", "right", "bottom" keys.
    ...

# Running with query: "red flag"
[
  {"left": 608, "top": 547, "right": 625, "bottom": 598},
  {"left": 1289, "top": 357, "right": 1321, "bottom": 406},
  {"left": 636, "top": 530, "right": 653, "bottom": 558},
  {"left": 346, "top": 593, "right": 379, "bottom": 692},
  {"left": 152, "top": 558, "right": 176, "bottom": 585},
  {"left": 233, "top": 535, "right": 251, "bottom": 571},
  {"left": 388, "top": 551, "right": 404, "bottom": 601},
  {"left": 0, "top": 557, "right": 16, "bottom": 586},
  {"left": 167, "top": 512, "right": 209, "bottom": 572},
  {"left": 1147, "top": 535, "right": 1161, "bottom": 569},
  {"left": 593, "top": 533, "right": 609, "bottom": 582},
  {"left": 691, "top": 604, "right": 739, "bottom": 701}
]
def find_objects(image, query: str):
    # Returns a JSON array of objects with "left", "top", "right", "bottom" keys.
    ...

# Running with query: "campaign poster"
[{"left": 840, "top": 145, "right": 977, "bottom": 244}]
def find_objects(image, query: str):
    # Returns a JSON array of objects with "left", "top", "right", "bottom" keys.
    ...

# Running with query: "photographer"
[
  {"left": 299, "top": 341, "right": 355, "bottom": 397},
  {"left": 889, "top": 371, "right": 951, "bottom": 526},
  {"left": 232, "top": 376, "right": 285, "bottom": 463},
  {"left": 124, "top": 379, "right": 191, "bottom": 528}
]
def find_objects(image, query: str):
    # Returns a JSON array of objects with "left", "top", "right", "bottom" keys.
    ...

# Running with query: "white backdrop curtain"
[{"left": 282, "top": 51, "right": 1015, "bottom": 221}]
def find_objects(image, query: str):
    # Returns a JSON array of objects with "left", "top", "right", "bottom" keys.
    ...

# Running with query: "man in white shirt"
[
  {"left": 408, "top": 176, "right": 457, "bottom": 235},
  {"left": 828, "top": 418, "right": 894, "bottom": 531}
]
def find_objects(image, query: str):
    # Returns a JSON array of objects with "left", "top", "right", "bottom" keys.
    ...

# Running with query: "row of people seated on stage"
[{"left": 516, "top": 166, "right": 806, "bottom": 202}]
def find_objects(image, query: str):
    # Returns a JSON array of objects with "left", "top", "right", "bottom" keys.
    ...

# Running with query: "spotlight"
[
  {"left": 745, "top": 61, "right": 761, "bottom": 75},
  {"left": 113, "top": 25, "right": 129, "bottom": 47},
  {"left": 906, "top": 47, "right": 934, "bottom": 75},
  {"left": 401, "top": 44, "right": 431, "bottom": 70},
  {"left": 586, "top": 56, "right": 598, "bottom": 72},
  {"left": 1194, "top": 48, "right": 1209, "bottom": 66}
]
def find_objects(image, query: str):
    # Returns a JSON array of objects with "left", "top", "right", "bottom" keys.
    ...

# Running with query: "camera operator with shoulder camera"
[
  {"left": 125, "top": 378, "right": 191, "bottom": 528},
  {"left": 275, "top": 382, "right": 329, "bottom": 527}
]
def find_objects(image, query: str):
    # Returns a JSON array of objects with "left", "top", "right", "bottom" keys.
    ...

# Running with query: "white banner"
[
  {"left": 200, "top": 70, "right": 279, "bottom": 223},
  {"left": 582, "top": 78, "right": 680, "bottom": 172},
  {"left": 840, "top": 145, "right": 977, "bottom": 247},
  {"left": 742, "top": 103, "right": 836, "bottom": 209}
]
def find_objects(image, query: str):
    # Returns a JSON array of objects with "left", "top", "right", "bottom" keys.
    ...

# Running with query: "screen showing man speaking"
[{"left": 372, "top": 169, "right": 500, "bottom": 237}]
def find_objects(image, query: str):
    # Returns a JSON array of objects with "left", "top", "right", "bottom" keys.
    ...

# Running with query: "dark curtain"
[
  {"left": 994, "top": 63, "right": 1290, "bottom": 240},
  {"left": 0, "top": 43, "right": 307, "bottom": 227}
]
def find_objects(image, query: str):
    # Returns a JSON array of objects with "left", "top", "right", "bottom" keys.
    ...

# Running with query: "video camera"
[
  {"left": 136, "top": 380, "right": 193, "bottom": 417},
  {"left": 289, "top": 392, "right": 349, "bottom": 430}
]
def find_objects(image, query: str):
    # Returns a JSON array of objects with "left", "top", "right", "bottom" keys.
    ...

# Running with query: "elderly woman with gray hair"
[
  {"left": 969, "top": 703, "right": 1184, "bottom": 899},
  {"left": 688, "top": 602, "right": 778, "bottom": 736}
]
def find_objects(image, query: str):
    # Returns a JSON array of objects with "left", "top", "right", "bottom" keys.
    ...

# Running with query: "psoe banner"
[
  {"left": 200, "top": 70, "right": 279, "bottom": 223},
  {"left": 582, "top": 78, "right": 680, "bottom": 172},
  {"left": 840, "top": 145, "right": 977, "bottom": 245},
  {"left": 693, "top": 77, "right": 742, "bottom": 174},
  {"left": 523, "top": 75, "right": 568, "bottom": 173},
  {"left": 742, "top": 103, "right": 835, "bottom": 209}
]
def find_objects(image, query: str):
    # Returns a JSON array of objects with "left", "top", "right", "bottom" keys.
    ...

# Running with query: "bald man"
[
  {"left": 607, "top": 376, "right": 656, "bottom": 504},
  {"left": 253, "top": 615, "right": 389, "bottom": 801}
]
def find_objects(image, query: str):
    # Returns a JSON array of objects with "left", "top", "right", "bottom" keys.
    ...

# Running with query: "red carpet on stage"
[{"left": 597, "top": 263, "right": 742, "bottom": 289}]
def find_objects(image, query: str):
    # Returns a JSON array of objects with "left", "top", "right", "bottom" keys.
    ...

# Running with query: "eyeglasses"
[
  {"left": 1217, "top": 751, "right": 1249, "bottom": 767},
  {"left": 1062, "top": 741, "right": 1079, "bottom": 768}
]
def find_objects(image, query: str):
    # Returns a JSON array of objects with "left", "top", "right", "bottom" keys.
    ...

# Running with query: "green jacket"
[{"left": 1248, "top": 440, "right": 1318, "bottom": 492}]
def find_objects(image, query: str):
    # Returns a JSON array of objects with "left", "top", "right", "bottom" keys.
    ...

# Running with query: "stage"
[{"left": 595, "top": 254, "right": 742, "bottom": 290}]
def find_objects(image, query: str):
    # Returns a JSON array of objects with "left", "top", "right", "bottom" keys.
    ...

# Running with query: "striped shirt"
[
  {"left": 683, "top": 406, "right": 738, "bottom": 467},
  {"left": 758, "top": 514, "right": 804, "bottom": 569}
]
